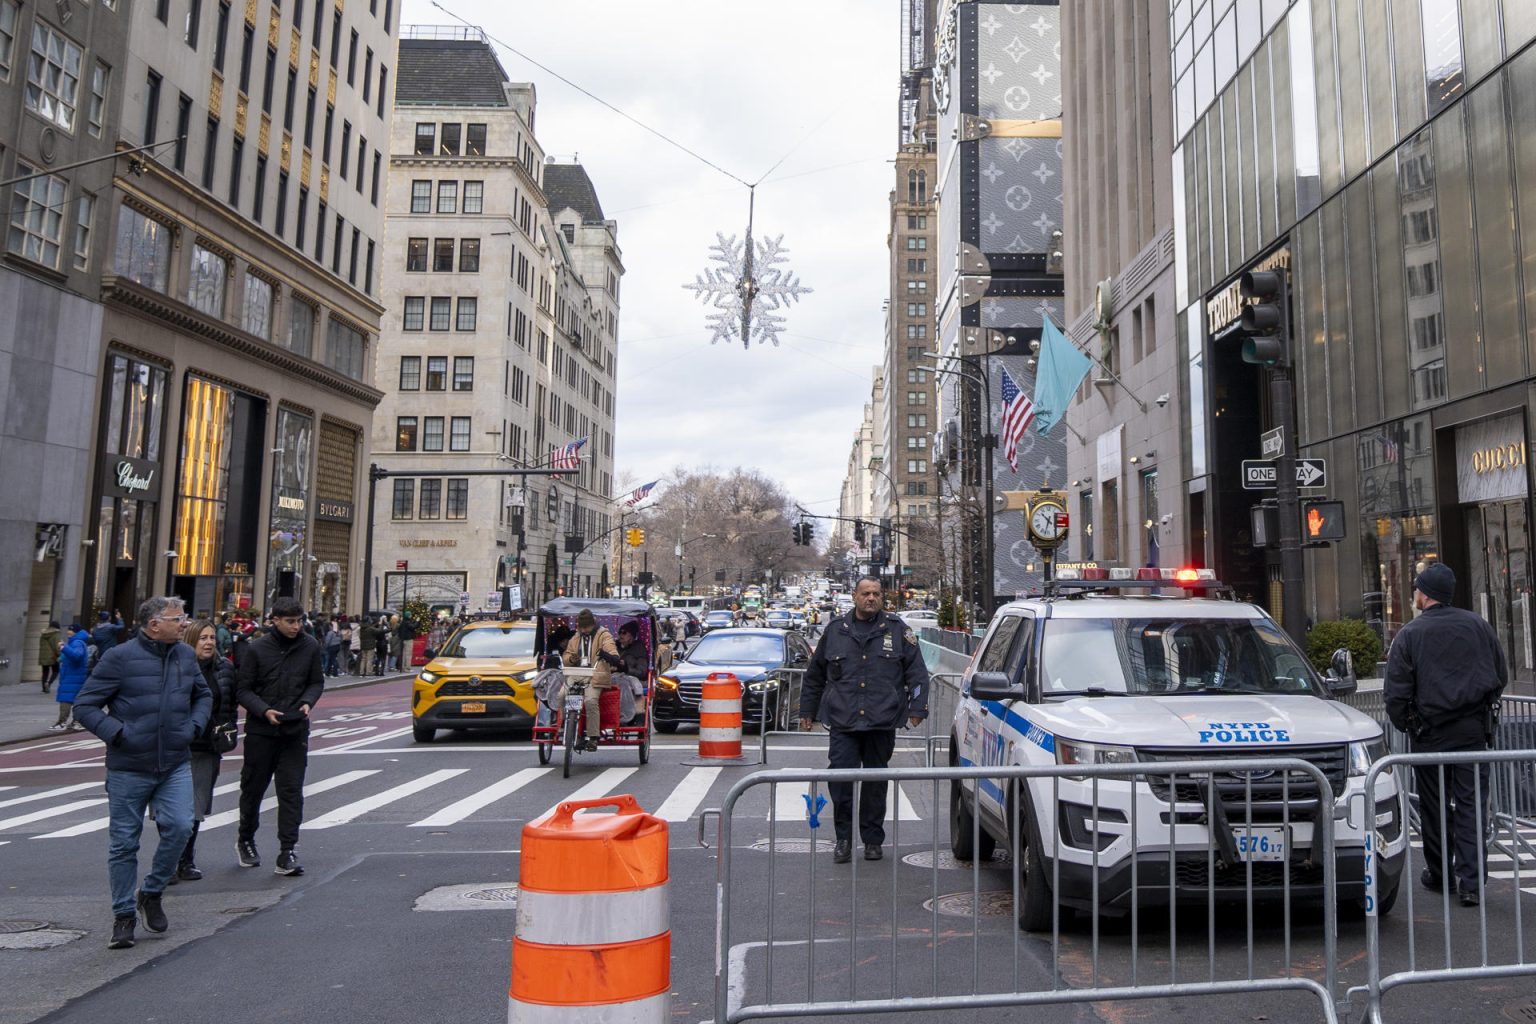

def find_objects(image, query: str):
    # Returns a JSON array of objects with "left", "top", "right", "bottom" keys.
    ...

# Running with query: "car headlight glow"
[
  {"left": 746, "top": 678, "right": 775, "bottom": 691},
  {"left": 656, "top": 676, "right": 679, "bottom": 691},
  {"left": 417, "top": 670, "right": 440, "bottom": 684},
  {"left": 514, "top": 669, "right": 538, "bottom": 682},
  {"left": 1348, "top": 737, "right": 1389, "bottom": 777},
  {"left": 1056, "top": 740, "right": 1139, "bottom": 768}
]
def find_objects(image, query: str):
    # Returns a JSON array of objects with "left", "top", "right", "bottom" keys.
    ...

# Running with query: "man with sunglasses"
[
  {"left": 74, "top": 596, "right": 211, "bottom": 949},
  {"left": 236, "top": 597, "right": 325, "bottom": 877}
]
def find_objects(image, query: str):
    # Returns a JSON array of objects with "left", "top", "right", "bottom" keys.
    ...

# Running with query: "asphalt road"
[{"left": 2, "top": 676, "right": 1535, "bottom": 1024}]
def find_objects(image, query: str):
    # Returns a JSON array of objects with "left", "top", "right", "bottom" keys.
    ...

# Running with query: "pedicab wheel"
[
  {"left": 537, "top": 740, "right": 551, "bottom": 765},
  {"left": 638, "top": 727, "right": 650, "bottom": 765},
  {"left": 562, "top": 711, "right": 579, "bottom": 779}
]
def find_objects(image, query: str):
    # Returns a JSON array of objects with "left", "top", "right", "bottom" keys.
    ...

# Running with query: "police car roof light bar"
[{"left": 1043, "top": 566, "right": 1226, "bottom": 600}]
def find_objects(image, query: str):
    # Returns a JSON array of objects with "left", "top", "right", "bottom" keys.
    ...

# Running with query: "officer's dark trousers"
[
  {"left": 238, "top": 729, "right": 309, "bottom": 849},
  {"left": 1414, "top": 722, "right": 1491, "bottom": 892},
  {"left": 828, "top": 729, "right": 896, "bottom": 845}
]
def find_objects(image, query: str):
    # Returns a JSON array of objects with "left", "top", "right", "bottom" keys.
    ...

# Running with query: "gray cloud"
[{"left": 403, "top": 0, "right": 895, "bottom": 503}]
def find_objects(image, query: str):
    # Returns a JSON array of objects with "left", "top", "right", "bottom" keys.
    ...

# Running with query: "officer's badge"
[
  {"left": 903, "top": 628, "right": 917, "bottom": 647},
  {"left": 882, "top": 633, "right": 894, "bottom": 653}
]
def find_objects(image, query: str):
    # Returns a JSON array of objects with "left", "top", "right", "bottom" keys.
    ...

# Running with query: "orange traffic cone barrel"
[
  {"left": 698, "top": 672, "right": 743, "bottom": 758},
  {"left": 509, "top": 795, "right": 669, "bottom": 1023}
]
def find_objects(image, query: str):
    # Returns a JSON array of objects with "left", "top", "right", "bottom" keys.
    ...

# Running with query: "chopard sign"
[
  {"left": 116, "top": 461, "right": 155, "bottom": 494},
  {"left": 101, "top": 453, "right": 161, "bottom": 502}
]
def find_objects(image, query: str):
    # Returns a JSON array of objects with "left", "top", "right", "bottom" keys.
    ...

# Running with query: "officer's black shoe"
[
  {"left": 136, "top": 891, "right": 167, "bottom": 933},
  {"left": 864, "top": 843, "right": 883, "bottom": 861},
  {"left": 108, "top": 915, "right": 136, "bottom": 949},
  {"left": 832, "top": 840, "right": 852, "bottom": 864},
  {"left": 1458, "top": 886, "right": 1481, "bottom": 907},
  {"left": 1420, "top": 869, "right": 1444, "bottom": 893}
]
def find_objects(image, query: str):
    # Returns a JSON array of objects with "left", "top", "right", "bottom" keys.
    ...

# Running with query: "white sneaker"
[{"left": 48, "top": 723, "right": 67, "bottom": 732}]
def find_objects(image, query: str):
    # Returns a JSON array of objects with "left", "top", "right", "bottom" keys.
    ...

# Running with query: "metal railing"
[
  {"left": 751, "top": 669, "right": 964, "bottom": 767},
  {"left": 709, "top": 759, "right": 1343, "bottom": 1024}
]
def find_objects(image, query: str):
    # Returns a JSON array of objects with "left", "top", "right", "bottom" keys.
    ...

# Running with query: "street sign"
[
  {"left": 1241, "top": 458, "right": 1327, "bottom": 490},
  {"left": 1260, "top": 427, "right": 1285, "bottom": 459}
]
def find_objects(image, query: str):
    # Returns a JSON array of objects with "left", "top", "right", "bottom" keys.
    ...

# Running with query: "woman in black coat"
[{"left": 178, "top": 619, "right": 238, "bottom": 880}]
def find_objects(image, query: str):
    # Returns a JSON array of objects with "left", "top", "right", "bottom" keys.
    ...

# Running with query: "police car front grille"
[
  {"left": 1174, "top": 858, "right": 1326, "bottom": 889},
  {"left": 436, "top": 680, "right": 515, "bottom": 697},
  {"left": 1137, "top": 745, "right": 1349, "bottom": 804}
]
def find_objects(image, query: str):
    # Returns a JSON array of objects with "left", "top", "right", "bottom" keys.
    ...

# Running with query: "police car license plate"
[
  {"left": 1235, "top": 827, "right": 1287, "bottom": 862},
  {"left": 460, "top": 701, "right": 486, "bottom": 714}
]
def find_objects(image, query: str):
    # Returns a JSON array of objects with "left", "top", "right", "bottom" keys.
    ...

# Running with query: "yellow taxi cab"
[{"left": 411, "top": 620, "right": 539, "bottom": 742}]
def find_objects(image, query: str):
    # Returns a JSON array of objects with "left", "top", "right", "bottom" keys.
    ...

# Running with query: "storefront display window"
[
  {"left": 1357, "top": 415, "right": 1435, "bottom": 652},
  {"left": 266, "top": 408, "right": 312, "bottom": 606},
  {"left": 89, "top": 353, "right": 168, "bottom": 617}
]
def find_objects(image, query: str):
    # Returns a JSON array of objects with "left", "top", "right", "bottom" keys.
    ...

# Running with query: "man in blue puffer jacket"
[{"left": 73, "top": 596, "right": 211, "bottom": 951}]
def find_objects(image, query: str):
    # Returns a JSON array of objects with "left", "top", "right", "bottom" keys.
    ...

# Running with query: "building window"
[
  {"left": 187, "top": 243, "right": 228, "bottom": 316},
  {"left": 425, "top": 355, "right": 446, "bottom": 390},
  {"left": 339, "top": 120, "right": 351, "bottom": 178},
  {"left": 142, "top": 70, "right": 162, "bottom": 145},
  {"left": 242, "top": 272, "right": 273, "bottom": 339},
  {"left": 432, "top": 237, "right": 453, "bottom": 272},
  {"left": 261, "top": 45, "right": 275, "bottom": 112},
  {"left": 71, "top": 192, "right": 94, "bottom": 270},
  {"left": 1079, "top": 490, "right": 1094, "bottom": 561},
  {"left": 370, "top": 153, "right": 380, "bottom": 205},
  {"left": 462, "top": 180, "right": 483, "bottom": 214},
  {"left": 173, "top": 93, "right": 192, "bottom": 170},
  {"left": 406, "top": 237, "right": 427, "bottom": 272},
  {"left": 87, "top": 60, "right": 108, "bottom": 136},
  {"left": 363, "top": 49, "right": 374, "bottom": 99},
  {"left": 905, "top": 324, "right": 927, "bottom": 339},
  {"left": 275, "top": 171, "right": 289, "bottom": 237},
  {"left": 439, "top": 122, "right": 460, "bottom": 156},
  {"left": 391, "top": 479, "right": 414, "bottom": 519},
  {"left": 201, "top": 117, "right": 219, "bottom": 189},
  {"left": 6, "top": 165, "right": 65, "bottom": 267},
  {"left": 355, "top": 136, "right": 365, "bottom": 194},
  {"left": 418, "top": 478, "right": 441, "bottom": 519},
  {"left": 455, "top": 297, "right": 477, "bottom": 331},
  {"left": 422, "top": 417, "right": 444, "bottom": 452},
  {"left": 436, "top": 180, "right": 457, "bottom": 213},
  {"left": 324, "top": 318, "right": 366, "bottom": 379},
  {"left": 466, "top": 123, "right": 486, "bottom": 156},
  {"left": 398, "top": 355, "right": 420, "bottom": 390},
  {"left": 288, "top": 299, "right": 315, "bottom": 357},
  {"left": 446, "top": 478, "right": 468, "bottom": 520},
  {"left": 414, "top": 122, "right": 434, "bottom": 154},
  {"left": 283, "top": 67, "right": 297, "bottom": 130},
  {"left": 906, "top": 458, "right": 928, "bottom": 473},
  {"left": 410, "top": 179, "right": 430, "bottom": 213},
  {"left": 906, "top": 391, "right": 926, "bottom": 406},
  {"left": 0, "top": 1, "right": 17, "bottom": 82},
  {"left": 213, "top": 0, "right": 230, "bottom": 69},
  {"left": 453, "top": 356, "right": 474, "bottom": 391},
  {"left": 906, "top": 214, "right": 927, "bottom": 229},
  {"left": 906, "top": 413, "right": 927, "bottom": 428},
  {"left": 25, "top": 22, "right": 83, "bottom": 131},
  {"left": 376, "top": 65, "right": 386, "bottom": 118},
  {"left": 345, "top": 28, "right": 357, "bottom": 83},
  {"left": 458, "top": 237, "right": 479, "bottom": 272},
  {"left": 228, "top": 136, "right": 243, "bottom": 207},
  {"left": 906, "top": 258, "right": 926, "bottom": 273},
  {"left": 402, "top": 295, "right": 424, "bottom": 330},
  {"left": 252, "top": 154, "right": 267, "bottom": 222},
  {"left": 113, "top": 204, "right": 172, "bottom": 290},
  {"left": 428, "top": 296, "right": 451, "bottom": 330},
  {"left": 238, "top": 23, "right": 253, "bottom": 91},
  {"left": 449, "top": 416, "right": 470, "bottom": 451},
  {"left": 295, "top": 186, "right": 309, "bottom": 249},
  {"left": 395, "top": 416, "right": 417, "bottom": 451}
]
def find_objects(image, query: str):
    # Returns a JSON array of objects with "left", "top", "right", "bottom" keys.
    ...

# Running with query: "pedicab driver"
[
  {"left": 564, "top": 609, "right": 622, "bottom": 751},
  {"left": 800, "top": 576, "right": 929, "bottom": 864}
]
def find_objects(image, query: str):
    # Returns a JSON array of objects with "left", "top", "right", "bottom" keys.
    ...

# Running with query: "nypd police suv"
[{"left": 949, "top": 567, "right": 1407, "bottom": 931}]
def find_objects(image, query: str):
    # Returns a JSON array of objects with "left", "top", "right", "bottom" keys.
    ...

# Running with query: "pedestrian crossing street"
[{"left": 0, "top": 760, "right": 937, "bottom": 842}]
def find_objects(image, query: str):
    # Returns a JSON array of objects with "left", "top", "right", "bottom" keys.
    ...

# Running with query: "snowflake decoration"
[{"left": 683, "top": 232, "right": 812, "bottom": 349}]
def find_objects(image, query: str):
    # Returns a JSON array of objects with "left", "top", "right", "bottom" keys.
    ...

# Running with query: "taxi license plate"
[
  {"left": 460, "top": 701, "right": 486, "bottom": 714},
  {"left": 1235, "top": 827, "right": 1287, "bottom": 863}
]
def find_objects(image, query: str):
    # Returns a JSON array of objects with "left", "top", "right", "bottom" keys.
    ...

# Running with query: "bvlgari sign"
[{"left": 101, "top": 453, "right": 160, "bottom": 503}]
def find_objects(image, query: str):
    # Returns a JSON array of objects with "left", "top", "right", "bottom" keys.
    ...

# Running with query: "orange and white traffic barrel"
[
  {"left": 509, "top": 795, "right": 669, "bottom": 1023},
  {"left": 698, "top": 672, "right": 743, "bottom": 759}
]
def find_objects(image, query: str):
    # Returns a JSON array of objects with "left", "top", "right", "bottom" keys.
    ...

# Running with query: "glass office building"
[{"left": 1171, "top": 0, "right": 1536, "bottom": 679}]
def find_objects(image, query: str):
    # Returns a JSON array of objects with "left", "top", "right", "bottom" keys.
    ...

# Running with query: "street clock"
[{"left": 1026, "top": 492, "right": 1070, "bottom": 548}]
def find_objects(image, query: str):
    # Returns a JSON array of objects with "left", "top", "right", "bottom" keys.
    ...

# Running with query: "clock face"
[{"left": 1030, "top": 501, "right": 1066, "bottom": 542}]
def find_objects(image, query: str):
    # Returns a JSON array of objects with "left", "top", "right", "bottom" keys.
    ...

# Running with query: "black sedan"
[{"left": 652, "top": 628, "right": 811, "bottom": 733}]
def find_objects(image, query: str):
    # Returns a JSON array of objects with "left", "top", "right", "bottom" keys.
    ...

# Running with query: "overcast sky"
[{"left": 402, "top": 0, "right": 898, "bottom": 511}]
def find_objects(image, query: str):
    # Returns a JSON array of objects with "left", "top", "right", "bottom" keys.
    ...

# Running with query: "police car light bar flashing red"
[{"left": 1051, "top": 566, "right": 1219, "bottom": 587}]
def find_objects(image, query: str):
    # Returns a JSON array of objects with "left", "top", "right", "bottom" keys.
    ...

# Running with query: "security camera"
[{"left": 1155, "top": 393, "right": 1170, "bottom": 408}]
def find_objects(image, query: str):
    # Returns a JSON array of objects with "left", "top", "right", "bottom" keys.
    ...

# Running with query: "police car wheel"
[
  {"left": 1014, "top": 799, "right": 1056, "bottom": 933},
  {"left": 949, "top": 779, "right": 996, "bottom": 862}
]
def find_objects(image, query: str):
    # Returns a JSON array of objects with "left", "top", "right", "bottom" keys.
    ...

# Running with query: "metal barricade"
[
  {"left": 1356, "top": 748, "right": 1536, "bottom": 1023},
  {"left": 753, "top": 669, "right": 963, "bottom": 768},
  {"left": 710, "top": 759, "right": 1341, "bottom": 1024}
]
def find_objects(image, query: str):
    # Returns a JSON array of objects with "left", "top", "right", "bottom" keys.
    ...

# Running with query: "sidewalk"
[{"left": 0, "top": 670, "right": 415, "bottom": 747}]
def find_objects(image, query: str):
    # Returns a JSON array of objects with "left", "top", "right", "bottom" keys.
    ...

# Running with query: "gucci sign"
[{"left": 1471, "top": 442, "right": 1526, "bottom": 475}]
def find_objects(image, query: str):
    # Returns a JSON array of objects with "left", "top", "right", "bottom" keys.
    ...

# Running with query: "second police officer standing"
[{"left": 800, "top": 576, "right": 929, "bottom": 863}]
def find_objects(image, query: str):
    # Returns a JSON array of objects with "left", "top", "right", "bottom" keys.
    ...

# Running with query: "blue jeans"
[{"left": 106, "top": 763, "right": 194, "bottom": 918}]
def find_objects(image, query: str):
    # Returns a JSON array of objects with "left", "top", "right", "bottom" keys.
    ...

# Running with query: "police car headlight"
[
  {"left": 416, "top": 670, "right": 440, "bottom": 684},
  {"left": 1056, "top": 740, "right": 1139, "bottom": 768},
  {"left": 1348, "top": 737, "right": 1390, "bottom": 778},
  {"left": 746, "top": 678, "right": 775, "bottom": 691}
]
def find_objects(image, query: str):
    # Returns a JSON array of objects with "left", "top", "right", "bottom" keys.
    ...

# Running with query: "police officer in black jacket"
[
  {"left": 800, "top": 576, "right": 929, "bottom": 863},
  {"left": 1385, "top": 562, "right": 1508, "bottom": 906}
]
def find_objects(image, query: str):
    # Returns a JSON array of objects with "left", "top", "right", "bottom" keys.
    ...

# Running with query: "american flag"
[
  {"left": 550, "top": 437, "right": 587, "bottom": 470},
  {"left": 623, "top": 480, "right": 659, "bottom": 507},
  {"left": 999, "top": 366, "right": 1036, "bottom": 473}
]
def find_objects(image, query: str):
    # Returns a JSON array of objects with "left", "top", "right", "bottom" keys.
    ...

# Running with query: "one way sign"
[{"left": 1242, "top": 459, "right": 1328, "bottom": 490}]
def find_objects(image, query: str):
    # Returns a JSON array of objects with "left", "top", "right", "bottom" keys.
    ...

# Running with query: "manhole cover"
[
  {"left": 1504, "top": 998, "right": 1536, "bottom": 1023},
  {"left": 464, "top": 887, "right": 521, "bottom": 903},
  {"left": 749, "top": 838, "right": 838, "bottom": 854},
  {"left": 902, "top": 849, "right": 1009, "bottom": 871},
  {"left": 0, "top": 920, "right": 47, "bottom": 934},
  {"left": 922, "top": 890, "right": 1014, "bottom": 917}
]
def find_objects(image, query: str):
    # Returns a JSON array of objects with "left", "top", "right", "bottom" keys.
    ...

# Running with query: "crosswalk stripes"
[
  {"left": 409, "top": 767, "right": 553, "bottom": 828},
  {"left": 769, "top": 779, "right": 921, "bottom": 824},
  {"left": 34, "top": 781, "right": 246, "bottom": 839},
  {"left": 306, "top": 769, "right": 469, "bottom": 829},
  {"left": 0, "top": 797, "right": 106, "bottom": 832},
  {"left": 199, "top": 770, "right": 381, "bottom": 832},
  {"left": 0, "top": 781, "right": 98, "bottom": 809},
  {"left": 654, "top": 767, "right": 721, "bottom": 822}
]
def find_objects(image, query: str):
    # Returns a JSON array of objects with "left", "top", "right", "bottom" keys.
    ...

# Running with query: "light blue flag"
[{"left": 1032, "top": 315, "right": 1093, "bottom": 436}]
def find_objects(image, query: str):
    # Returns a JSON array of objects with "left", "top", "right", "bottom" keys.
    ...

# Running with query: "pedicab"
[{"left": 531, "top": 598, "right": 657, "bottom": 778}]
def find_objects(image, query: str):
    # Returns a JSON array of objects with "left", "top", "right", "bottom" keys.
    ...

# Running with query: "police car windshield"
[
  {"left": 687, "top": 633, "right": 783, "bottom": 665},
  {"left": 1039, "top": 617, "right": 1320, "bottom": 697},
  {"left": 440, "top": 628, "right": 537, "bottom": 659}
]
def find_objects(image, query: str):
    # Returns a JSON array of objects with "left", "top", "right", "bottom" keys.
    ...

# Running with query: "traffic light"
[
  {"left": 1302, "top": 500, "right": 1346, "bottom": 541},
  {"left": 625, "top": 528, "right": 644, "bottom": 548},
  {"left": 1239, "top": 270, "right": 1289, "bottom": 366},
  {"left": 853, "top": 520, "right": 865, "bottom": 543},
  {"left": 791, "top": 524, "right": 802, "bottom": 546},
  {"left": 802, "top": 522, "right": 815, "bottom": 545}
]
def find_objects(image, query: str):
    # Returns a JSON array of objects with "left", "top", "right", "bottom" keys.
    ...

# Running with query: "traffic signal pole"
[{"left": 1272, "top": 365, "right": 1306, "bottom": 646}]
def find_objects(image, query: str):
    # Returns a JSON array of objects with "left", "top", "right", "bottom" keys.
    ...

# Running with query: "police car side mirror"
[
  {"left": 1325, "top": 648, "right": 1357, "bottom": 698},
  {"left": 970, "top": 670, "right": 1024, "bottom": 702}
]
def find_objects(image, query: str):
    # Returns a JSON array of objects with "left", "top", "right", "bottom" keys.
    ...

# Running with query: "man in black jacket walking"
[
  {"left": 1385, "top": 562, "right": 1508, "bottom": 906},
  {"left": 236, "top": 597, "right": 324, "bottom": 876},
  {"left": 800, "top": 577, "right": 929, "bottom": 863}
]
